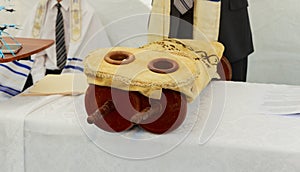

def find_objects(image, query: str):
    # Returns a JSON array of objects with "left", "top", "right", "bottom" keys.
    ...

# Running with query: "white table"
[{"left": 1, "top": 81, "right": 300, "bottom": 172}]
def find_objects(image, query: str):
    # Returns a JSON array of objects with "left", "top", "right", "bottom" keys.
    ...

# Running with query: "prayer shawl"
[
  {"left": 0, "top": 0, "right": 111, "bottom": 101},
  {"left": 148, "top": 0, "right": 221, "bottom": 42}
]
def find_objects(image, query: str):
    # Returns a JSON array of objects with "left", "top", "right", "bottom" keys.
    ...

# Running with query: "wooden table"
[{"left": 0, "top": 37, "right": 54, "bottom": 63}]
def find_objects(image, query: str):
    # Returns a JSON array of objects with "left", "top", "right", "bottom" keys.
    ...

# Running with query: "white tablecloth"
[{"left": 1, "top": 81, "right": 300, "bottom": 172}]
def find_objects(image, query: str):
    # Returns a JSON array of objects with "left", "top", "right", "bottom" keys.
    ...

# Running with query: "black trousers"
[
  {"left": 45, "top": 69, "right": 63, "bottom": 75},
  {"left": 22, "top": 73, "right": 33, "bottom": 91},
  {"left": 231, "top": 57, "right": 248, "bottom": 82}
]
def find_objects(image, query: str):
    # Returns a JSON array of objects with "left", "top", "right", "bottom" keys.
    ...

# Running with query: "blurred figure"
[
  {"left": 148, "top": 0, "right": 254, "bottom": 81},
  {"left": 0, "top": 0, "right": 111, "bottom": 100}
]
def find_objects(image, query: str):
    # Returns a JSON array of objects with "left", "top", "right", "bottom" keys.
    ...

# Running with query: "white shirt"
[
  {"left": 21, "top": 0, "right": 112, "bottom": 82},
  {"left": 36, "top": 0, "right": 71, "bottom": 70}
]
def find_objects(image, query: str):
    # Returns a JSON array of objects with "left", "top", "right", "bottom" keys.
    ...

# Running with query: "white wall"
[
  {"left": 85, "top": 0, "right": 151, "bottom": 47},
  {"left": 247, "top": 0, "right": 300, "bottom": 85},
  {"left": 0, "top": 0, "right": 31, "bottom": 35},
  {"left": 1, "top": 0, "right": 300, "bottom": 85}
]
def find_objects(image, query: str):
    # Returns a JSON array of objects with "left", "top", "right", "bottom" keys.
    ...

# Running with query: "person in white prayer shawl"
[{"left": 0, "top": 0, "right": 112, "bottom": 101}]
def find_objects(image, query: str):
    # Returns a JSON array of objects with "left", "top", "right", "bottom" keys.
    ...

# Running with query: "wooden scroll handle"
[
  {"left": 87, "top": 100, "right": 115, "bottom": 124},
  {"left": 104, "top": 51, "right": 135, "bottom": 65},
  {"left": 130, "top": 102, "right": 162, "bottom": 124},
  {"left": 217, "top": 56, "right": 232, "bottom": 81}
]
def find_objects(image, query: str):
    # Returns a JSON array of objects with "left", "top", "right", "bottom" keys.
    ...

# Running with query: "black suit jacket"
[
  {"left": 169, "top": 0, "right": 254, "bottom": 63},
  {"left": 218, "top": 0, "right": 254, "bottom": 62}
]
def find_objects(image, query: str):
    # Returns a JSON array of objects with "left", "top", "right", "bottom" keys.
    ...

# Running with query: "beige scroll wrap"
[
  {"left": 148, "top": 0, "right": 221, "bottom": 42},
  {"left": 84, "top": 39, "right": 224, "bottom": 102},
  {"left": 32, "top": 0, "right": 82, "bottom": 42}
]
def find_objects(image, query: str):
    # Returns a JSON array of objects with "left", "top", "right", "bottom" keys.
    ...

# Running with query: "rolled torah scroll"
[
  {"left": 84, "top": 39, "right": 224, "bottom": 134},
  {"left": 85, "top": 85, "right": 139, "bottom": 132}
]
